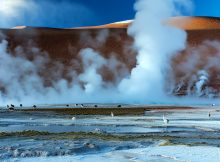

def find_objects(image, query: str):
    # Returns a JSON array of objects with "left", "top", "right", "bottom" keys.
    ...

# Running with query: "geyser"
[
  {"left": 118, "top": 0, "right": 188, "bottom": 103},
  {"left": 2, "top": 0, "right": 219, "bottom": 106},
  {"left": 0, "top": 0, "right": 190, "bottom": 105}
]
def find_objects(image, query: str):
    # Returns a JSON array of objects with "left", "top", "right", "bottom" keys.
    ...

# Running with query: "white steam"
[
  {"left": 0, "top": 41, "right": 125, "bottom": 105},
  {"left": 4, "top": 0, "right": 219, "bottom": 106},
  {"left": 172, "top": 40, "right": 220, "bottom": 98},
  {"left": 79, "top": 48, "right": 106, "bottom": 94},
  {"left": 118, "top": 0, "right": 188, "bottom": 103},
  {"left": 195, "top": 70, "right": 209, "bottom": 96}
]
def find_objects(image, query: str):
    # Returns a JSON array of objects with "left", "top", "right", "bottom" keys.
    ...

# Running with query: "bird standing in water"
[
  {"left": 208, "top": 112, "right": 211, "bottom": 118},
  {"left": 163, "top": 114, "right": 169, "bottom": 124}
]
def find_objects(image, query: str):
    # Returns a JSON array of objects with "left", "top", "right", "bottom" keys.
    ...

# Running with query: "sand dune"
[
  {"left": 73, "top": 16, "right": 220, "bottom": 30},
  {"left": 167, "top": 16, "right": 220, "bottom": 30},
  {"left": 1, "top": 16, "right": 220, "bottom": 96}
]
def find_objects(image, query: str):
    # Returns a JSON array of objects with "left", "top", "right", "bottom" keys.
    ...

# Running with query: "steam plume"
[
  {"left": 118, "top": 0, "right": 188, "bottom": 103},
  {"left": 0, "top": 0, "right": 198, "bottom": 106}
]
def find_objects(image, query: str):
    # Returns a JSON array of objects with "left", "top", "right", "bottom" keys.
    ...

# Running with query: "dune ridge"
[
  {"left": 9, "top": 16, "right": 220, "bottom": 31},
  {"left": 72, "top": 16, "right": 220, "bottom": 30}
]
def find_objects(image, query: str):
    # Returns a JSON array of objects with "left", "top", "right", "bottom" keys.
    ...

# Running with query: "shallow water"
[{"left": 1, "top": 108, "right": 220, "bottom": 161}]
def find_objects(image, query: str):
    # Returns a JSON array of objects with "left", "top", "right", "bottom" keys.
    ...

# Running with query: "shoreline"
[{"left": 0, "top": 105, "right": 209, "bottom": 115}]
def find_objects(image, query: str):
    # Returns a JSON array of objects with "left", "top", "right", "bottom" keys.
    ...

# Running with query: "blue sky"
[
  {"left": 194, "top": 0, "right": 220, "bottom": 17},
  {"left": 0, "top": 0, "right": 220, "bottom": 28}
]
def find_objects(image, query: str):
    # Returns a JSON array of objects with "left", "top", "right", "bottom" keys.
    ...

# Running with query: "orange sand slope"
[
  {"left": 74, "top": 16, "right": 220, "bottom": 30},
  {"left": 11, "top": 16, "right": 220, "bottom": 30}
]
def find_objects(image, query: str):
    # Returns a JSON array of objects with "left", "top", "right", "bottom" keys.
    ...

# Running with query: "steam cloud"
[
  {"left": 172, "top": 40, "right": 220, "bottom": 98},
  {"left": 1, "top": 0, "right": 219, "bottom": 106},
  {"left": 118, "top": 0, "right": 187, "bottom": 103}
]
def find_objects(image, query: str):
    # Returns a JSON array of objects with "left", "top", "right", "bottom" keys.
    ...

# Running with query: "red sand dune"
[
  {"left": 1, "top": 16, "right": 220, "bottom": 96},
  {"left": 75, "top": 16, "right": 220, "bottom": 30}
]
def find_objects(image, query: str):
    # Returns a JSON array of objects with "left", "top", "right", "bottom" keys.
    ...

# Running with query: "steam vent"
[{"left": 1, "top": 16, "right": 220, "bottom": 97}]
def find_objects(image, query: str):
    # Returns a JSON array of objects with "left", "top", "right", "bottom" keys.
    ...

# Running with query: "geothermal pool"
[{"left": 0, "top": 107, "right": 220, "bottom": 162}]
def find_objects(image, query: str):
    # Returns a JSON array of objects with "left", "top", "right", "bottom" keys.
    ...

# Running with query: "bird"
[
  {"left": 72, "top": 116, "right": 76, "bottom": 120},
  {"left": 8, "top": 107, "right": 14, "bottom": 111},
  {"left": 20, "top": 104, "right": 23, "bottom": 108},
  {"left": 111, "top": 112, "right": 114, "bottom": 117},
  {"left": 8, "top": 104, "right": 14, "bottom": 111},
  {"left": 80, "top": 104, "right": 84, "bottom": 108},
  {"left": 33, "top": 105, "right": 37, "bottom": 109},
  {"left": 84, "top": 142, "right": 96, "bottom": 149},
  {"left": 8, "top": 104, "right": 15, "bottom": 111},
  {"left": 163, "top": 114, "right": 169, "bottom": 124},
  {"left": 208, "top": 112, "right": 211, "bottom": 118},
  {"left": 94, "top": 128, "right": 102, "bottom": 133}
]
